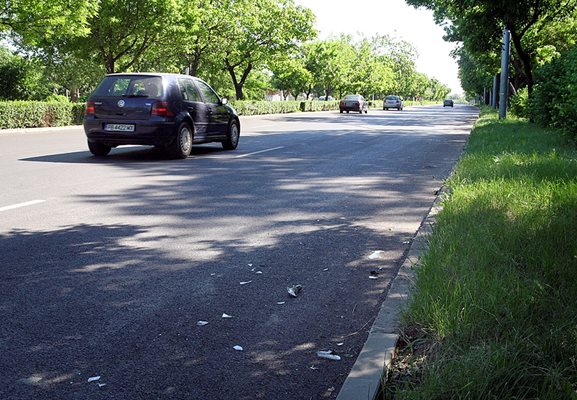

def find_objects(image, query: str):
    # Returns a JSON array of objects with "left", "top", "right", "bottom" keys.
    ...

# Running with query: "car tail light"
[
  {"left": 339, "top": 100, "right": 344, "bottom": 107},
  {"left": 151, "top": 101, "right": 174, "bottom": 117},
  {"left": 85, "top": 100, "right": 95, "bottom": 115}
]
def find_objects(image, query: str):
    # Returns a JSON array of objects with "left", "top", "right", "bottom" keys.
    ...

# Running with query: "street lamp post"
[{"left": 499, "top": 27, "right": 511, "bottom": 119}]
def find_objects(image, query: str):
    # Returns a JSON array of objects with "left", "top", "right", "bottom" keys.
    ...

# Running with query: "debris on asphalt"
[
  {"left": 317, "top": 350, "right": 341, "bottom": 361},
  {"left": 310, "top": 365, "right": 320, "bottom": 370},
  {"left": 277, "top": 301, "right": 286, "bottom": 305},
  {"left": 233, "top": 345, "right": 244, "bottom": 351},
  {"left": 222, "top": 313, "right": 233, "bottom": 318},
  {"left": 98, "top": 383, "right": 107, "bottom": 388},
  {"left": 255, "top": 271, "right": 263, "bottom": 274},
  {"left": 369, "top": 276, "right": 379, "bottom": 280},
  {"left": 248, "top": 264, "right": 253, "bottom": 267},
  {"left": 196, "top": 321, "right": 209, "bottom": 326},
  {"left": 240, "top": 280, "right": 252, "bottom": 285},
  {"left": 336, "top": 342, "right": 344, "bottom": 346},
  {"left": 369, "top": 270, "right": 380, "bottom": 279},
  {"left": 368, "top": 251, "right": 386, "bottom": 260},
  {"left": 322, "top": 268, "right": 329, "bottom": 271},
  {"left": 287, "top": 285, "right": 303, "bottom": 298},
  {"left": 87, "top": 376, "right": 101, "bottom": 383}
]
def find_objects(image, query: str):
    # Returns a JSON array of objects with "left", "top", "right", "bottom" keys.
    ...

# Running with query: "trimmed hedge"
[
  {"left": 0, "top": 101, "right": 85, "bottom": 129},
  {"left": 230, "top": 100, "right": 339, "bottom": 115}
]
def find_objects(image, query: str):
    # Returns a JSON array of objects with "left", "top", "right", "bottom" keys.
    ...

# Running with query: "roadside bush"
[
  {"left": 528, "top": 45, "right": 577, "bottom": 140},
  {"left": 0, "top": 101, "right": 84, "bottom": 129},
  {"left": 230, "top": 100, "right": 339, "bottom": 115},
  {"left": 509, "top": 87, "right": 528, "bottom": 118},
  {"left": 44, "top": 94, "right": 71, "bottom": 103}
]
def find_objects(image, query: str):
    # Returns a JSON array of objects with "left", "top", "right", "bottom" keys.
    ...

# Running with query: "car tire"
[
  {"left": 340, "top": 109, "right": 343, "bottom": 113},
  {"left": 359, "top": 110, "right": 362, "bottom": 114},
  {"left": 167, "top": 122, "right": 193, "bottom": 159},
  {"left": 222, "top": 120, "right": 240, "bottom": 150},
  {"left": 364, "top": 109, "right": 368, "bottom": 114},
  {"left": 88, "top": 141, "right": 111, "bottom": 157}
]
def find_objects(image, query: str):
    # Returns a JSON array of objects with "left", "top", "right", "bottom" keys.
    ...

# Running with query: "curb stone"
[
  {"left": 0, "top": 125, "right": 83, "bottom": 135},
  {"left": 336, "top": 192, "right": 444, "bottom": 400}
]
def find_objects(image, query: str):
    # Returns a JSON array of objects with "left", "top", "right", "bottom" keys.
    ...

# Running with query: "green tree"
[
  {"left": 71, "top": 0, "right": 180, "bottom": 74},
  {"left": 406, "top": 0, "right": 577, "bottom": 95},
  {"left": 219, "top": 0, "right": 316, "bottom": 100},
  {"left": 0, "top": 0, "right": 96, "bottom": 44}
]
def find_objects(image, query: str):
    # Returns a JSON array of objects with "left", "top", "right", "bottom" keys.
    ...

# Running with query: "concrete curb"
[
  {"left": 336, "top": 193, "right": 444, "bottom": 400},
  {"left": 0, "top": 125, "right": 83, "bottom": 135}
]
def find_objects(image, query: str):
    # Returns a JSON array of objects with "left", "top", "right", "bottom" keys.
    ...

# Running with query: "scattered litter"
[
  {"left": 322, "top": 268, "right": 329, "bottom": 271},
  {"left": 255, "top": 271, "right": 263, "bottom": 274},
  {"left": 317, "top": 350, "right": 341, "bottom": 361},
  {"left": 337, "top": 342, "right": 344, "bottom": 346},
  {"left": 287, "top": 285, "right": 303, "bottom": 298},
  {"left": 368, "top": 251, "right": 386, "bottom": 260},
  {"left": 87, "top": 376, "right": 101, "bottom": 383},
  {"left": 210, "top": 273, "right": 216, "bottom": 276},
  {"left": 196, "top": 321, "right": 209, "bottom": 326},
  {"left": 310, "top": 365, "right": 320, "bottom": 370},
  {"left": 98, "top": 383, "right": 107, "bottom": 388},
  {"left": 370, "top": 270, "right": 379, "bottom": 276},
  {"left": 369, "top": 275, "right": 379, "bottom": 280},
  {"left": 240, "top": 281, "right": 252, "bottom": 285},
  {"left": 277, "top": 301, "right": 286, "bottom": 305},
  {"left": 222, "top": 313, "right": 233, "bottom": 318},
  {"left": 233, "top": 345, "right": 244, "bottom": 351},
  {"left": 403, "top": 240, "right": 411, "bottom": 244},
  {"left": 248, "top": 264, "right": 253, "bottom": 267},
  {"left": 251, "top": 267, "right": 256, "bottom": 272}
]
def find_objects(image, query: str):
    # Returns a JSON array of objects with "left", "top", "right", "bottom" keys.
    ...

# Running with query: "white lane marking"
[
  {"left": 0, "top": 200, "right": 46, "bottom": 212},
  {"left": 234, "top": 146, "right": 285, "bottom": 159}
]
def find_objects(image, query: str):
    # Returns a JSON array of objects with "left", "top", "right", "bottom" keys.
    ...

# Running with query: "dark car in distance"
[
  {"left": 443, "top": 99, "right": 454, "bottom": 107},
  {"left": 83, "top": 73, "right": 240, "bottom": 159},
  {"left": 339, "top": 94, "right": 368, "bottom": 114}
]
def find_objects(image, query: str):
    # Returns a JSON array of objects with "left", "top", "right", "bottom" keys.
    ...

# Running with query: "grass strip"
[{"left": 386, "top": 108, "right": 577, "bottom": 399}]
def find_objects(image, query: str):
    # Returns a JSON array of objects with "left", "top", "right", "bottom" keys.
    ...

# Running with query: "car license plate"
[{"left": 104, "top": 123, "right": 135, "bottom": 132}]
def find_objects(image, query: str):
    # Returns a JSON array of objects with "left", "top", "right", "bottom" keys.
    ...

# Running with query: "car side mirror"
[{"left": 221, "top": 98, "right": 228, "bottom": 105}]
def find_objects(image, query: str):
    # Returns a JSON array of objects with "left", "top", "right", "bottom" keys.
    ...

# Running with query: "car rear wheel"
[
  {"left": 167, "top": 122, "right": 193, "bottom": 159},
  {"left": 222, "top": 120, "right": 240, "bottom": 150},
  {"left": 88, "top": 141, "right": 111, "bottom": 157}
]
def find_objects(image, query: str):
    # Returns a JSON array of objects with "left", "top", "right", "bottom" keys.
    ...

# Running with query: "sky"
[{"left": 294, "top": 0, "right": 463, "bottom": 95}]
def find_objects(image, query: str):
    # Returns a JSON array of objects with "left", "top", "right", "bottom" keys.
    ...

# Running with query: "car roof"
[{"left": 105, "top": 72, "right": 205, "bottom": 82}]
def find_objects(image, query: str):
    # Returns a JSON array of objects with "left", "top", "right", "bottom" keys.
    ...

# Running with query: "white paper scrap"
[
  {"left": 87, "top": 376, "right": 101, "bottom": 383},
  {"left": 233, "top": 345, "right": 244, "bottom": 351},
  {"left": 196, "top": 321, "right": 209, "bottom": 326},
  {"left": 368, "top": 251, "right": 386, "bottom": 260},
  {"left": 222, "top": 313, "right": 233, "bottom": 318},
  {"left": 317, "top": 351, "right": 341, "bottom": 361}
]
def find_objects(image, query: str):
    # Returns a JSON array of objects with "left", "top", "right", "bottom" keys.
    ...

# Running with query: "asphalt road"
[{"left": 0, "top": 105, "right": 478, "bottom": 399}]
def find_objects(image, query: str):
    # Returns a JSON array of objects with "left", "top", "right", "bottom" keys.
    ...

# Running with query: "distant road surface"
[{"left": 0, "top": 105, "right": 478, "bottom": 399}]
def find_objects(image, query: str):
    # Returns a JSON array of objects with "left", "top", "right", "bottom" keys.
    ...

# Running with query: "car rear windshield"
[
  {"left": 386, "top": 96, "right": 399, "bottom": 100},
  {"left": 344, "top": 95, "right": 359, "bottom": 100},
  {"left": 93, "top": 75, "right": 163, "bottom": 98}
]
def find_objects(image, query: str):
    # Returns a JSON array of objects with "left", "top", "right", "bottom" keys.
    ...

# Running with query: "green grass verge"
[{"left": 387, "top": 107, "right": 577, "bottom": 399}]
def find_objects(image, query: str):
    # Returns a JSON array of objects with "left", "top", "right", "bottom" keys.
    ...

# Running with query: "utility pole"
[
  {"left": 492, "top": 74, "right": 499, "bottom": 108},
  {"left": 499, "top": 27, "right": 511, "bottom": 119}
]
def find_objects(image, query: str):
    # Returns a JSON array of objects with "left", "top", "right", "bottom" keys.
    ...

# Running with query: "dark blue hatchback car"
[{"left": 84, "top": 73, "right": 240, "bottom": 159}]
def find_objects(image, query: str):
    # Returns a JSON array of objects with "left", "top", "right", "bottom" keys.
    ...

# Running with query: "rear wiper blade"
[{"left": 122, "top": 94, "right": 149, "bottom": 98}]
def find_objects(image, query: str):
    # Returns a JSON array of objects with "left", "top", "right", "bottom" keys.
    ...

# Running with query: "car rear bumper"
[{"left": 84, "top": 119, "right": 176, "bottom": 147}]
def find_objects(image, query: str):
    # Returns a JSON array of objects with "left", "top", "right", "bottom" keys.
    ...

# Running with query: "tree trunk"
[
  {"left": 509, "top": 27, "right": 534, "bottom": 96},
  {"left": 226, "top": 61, "right": 253, "bottom": 101}
]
